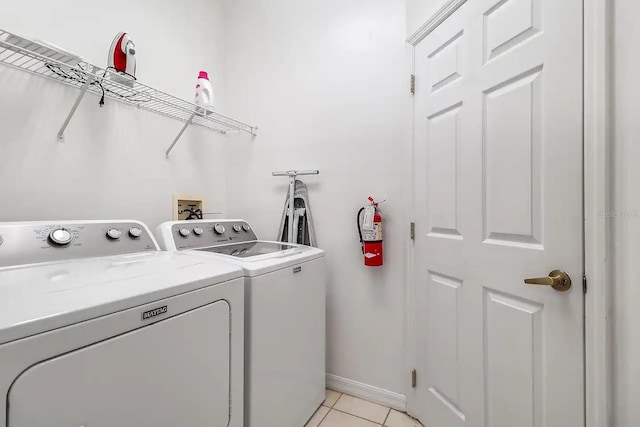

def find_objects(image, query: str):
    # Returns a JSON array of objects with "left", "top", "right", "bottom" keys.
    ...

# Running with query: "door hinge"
[
  {"left": 411, "top": 369, "right": 417, "bottom": 388},
  {"left": 583, "top": 274, "right": 587, "bottom": 294},
  {"left": 410, "top": 74, "right": 416, "bottom": 94},
  {"left": 410, "top": 222, "right": 415, "bottom": 240}
]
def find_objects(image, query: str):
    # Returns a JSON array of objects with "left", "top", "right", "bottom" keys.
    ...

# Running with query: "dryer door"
[{"left": 8, "top": 300, "right": 231, "bottom": 427}]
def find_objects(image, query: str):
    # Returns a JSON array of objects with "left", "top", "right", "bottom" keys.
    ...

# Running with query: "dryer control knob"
[
  {"left": 106, "top": 228, "right": 122, "bottom": 240},
  {"left": 242, "top": 224, "right": 251, "bottom": 232},
  {"left": 129, "top": 227, "right": 143, "bottom": 238},
  {"left": 49, "top": 228, "right": 73, "bottom": 246},
  {"left": 193, "top": 226, "right": 204, "bottom": 236},
  {"left": 179, "top": 227, "right": 190, "bottom": 237},
  {"left": 214, "top": 224, "right": 226, "bottom": 235},
  {"left": 233, "top": 225, "right": 241, "bottom": 233}
]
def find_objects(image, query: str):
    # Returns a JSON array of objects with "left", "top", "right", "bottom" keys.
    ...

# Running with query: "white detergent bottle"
[{"left": 195, "top": 71, "right": 214, "bottom": 114}]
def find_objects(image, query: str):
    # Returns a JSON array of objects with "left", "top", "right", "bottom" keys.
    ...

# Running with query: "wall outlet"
[{"left": 173, "top": 194, "right": 204, "bottom": 220}]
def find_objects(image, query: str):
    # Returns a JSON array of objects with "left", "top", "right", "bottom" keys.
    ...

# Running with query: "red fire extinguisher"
[{"left": 357, "top": 197, "right": 384, "bottom": 267}]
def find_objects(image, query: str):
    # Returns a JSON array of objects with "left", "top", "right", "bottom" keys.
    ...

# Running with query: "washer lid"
[
  {"left": 196, "top": 241, "right": 306, "bottom": 258},
  {"left": 0, "top": 251, "right": 243, "bottom": 344},
  {"left": 190, "top": 240, "right": 325, "bottom": 277}
]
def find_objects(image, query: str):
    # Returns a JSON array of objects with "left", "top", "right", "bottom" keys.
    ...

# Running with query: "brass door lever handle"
[{"left": 524, "top": 270, "right": 572, "bottom": 292}]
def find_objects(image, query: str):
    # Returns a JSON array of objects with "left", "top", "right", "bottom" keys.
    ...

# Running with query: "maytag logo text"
[{"left": 142, "top": 306, "right": 168, "bottom": 321}]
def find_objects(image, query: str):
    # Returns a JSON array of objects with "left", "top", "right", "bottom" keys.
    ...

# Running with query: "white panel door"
[{"left": 412, "top": 0, "right": 583, "bottom": 426}]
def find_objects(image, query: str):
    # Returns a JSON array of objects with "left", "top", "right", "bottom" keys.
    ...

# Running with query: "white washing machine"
[
  {"left": 156, "top": 219, "right": 326, "bottom": 427},
  {"left": 0, "top": 220, "right": 245, "bottom": 427}
]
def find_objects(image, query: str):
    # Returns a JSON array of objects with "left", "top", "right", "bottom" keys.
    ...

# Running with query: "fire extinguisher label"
[
  {"left": 362, "top": 206, "right": 375, "bottom": 231},
  {"left": 362, "top": 222, "right": 382, "bottom": 241}
]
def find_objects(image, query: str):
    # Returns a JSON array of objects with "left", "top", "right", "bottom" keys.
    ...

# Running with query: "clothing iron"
[{"left": 107, "top": 32, "right": 136, "bottom": 86}]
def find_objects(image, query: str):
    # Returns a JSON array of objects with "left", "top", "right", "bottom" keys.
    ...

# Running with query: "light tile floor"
[{"left": 305, "top": 389, "right": 424, "bottom": 427}]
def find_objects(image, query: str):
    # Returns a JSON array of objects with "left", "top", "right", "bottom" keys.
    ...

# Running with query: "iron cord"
[{"left": 44, "top": 63, "right": 151, "bottom": 106}]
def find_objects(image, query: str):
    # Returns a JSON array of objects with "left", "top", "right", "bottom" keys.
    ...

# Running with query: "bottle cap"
[{"left": 198, "top": 71, "right": 209, "bottom": 80}]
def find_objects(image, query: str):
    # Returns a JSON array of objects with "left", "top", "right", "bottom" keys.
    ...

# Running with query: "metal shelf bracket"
[
  {"left": 166, "top": 112, "right": 196, "bottom": 158},
  {"left": 57, "top": 65, "right": 97, "bottom": 142}
]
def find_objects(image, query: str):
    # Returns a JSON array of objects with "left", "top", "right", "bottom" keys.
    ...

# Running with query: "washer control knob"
[
  {"left": 242, "top": 224, "right": 251, "bottom": 232},
  {"left": 179, "top": 227, "right": 190, "bottom": 237},
  {"left": 193, "top": 226, "right": 204, "bottom": 236},
  {"left": 49, "top": 228, "right": 73, "bottom": 246},
  {"left": 106, "top": 228, "right": 122, "bottom": 240},
  {"left": 233, "top": 224, "right": 242, "bottom": 233},
  {"left": 129, "top": 227, "right": 143, "bottom": 238},
  {"left": 214, "top": 224, "right": 226, "bottom": 235}
]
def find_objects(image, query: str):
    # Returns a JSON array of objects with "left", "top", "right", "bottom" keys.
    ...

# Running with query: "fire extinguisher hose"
[{"left": 357, "top": 207, "right": 365, "bottom": 254}]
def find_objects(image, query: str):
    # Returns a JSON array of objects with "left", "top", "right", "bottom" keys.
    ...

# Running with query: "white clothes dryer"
[
  {"left": 156, "top": 219, "right": 326, "bottom": 427},
  {"left": 0, "top": 220, "right": 245, "bottom": 427}
]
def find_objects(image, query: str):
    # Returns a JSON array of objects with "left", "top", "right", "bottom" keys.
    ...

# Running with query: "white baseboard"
[{"left": 326, "top": 374, "right": 407, "bottom": 412}]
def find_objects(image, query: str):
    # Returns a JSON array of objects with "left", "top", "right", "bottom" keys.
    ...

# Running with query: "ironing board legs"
[
  {"left": 272, "top": 169, "right": 319, "bottom": 244},
  {"left": 288, "top": 175, "right": 296, "bottom": 244}
]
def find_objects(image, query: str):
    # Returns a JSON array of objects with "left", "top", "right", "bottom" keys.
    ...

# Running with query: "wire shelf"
[{"left": 0, "top": 29, "right": 257, "bottom": 155}]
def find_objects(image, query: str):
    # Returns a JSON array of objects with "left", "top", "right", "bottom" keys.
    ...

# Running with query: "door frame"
[
  {"left": 405, "top": 1, "right": 612, "bottom": 426},
  {"left": 583, "top": 0, "right": 612, "bottom": 425}
]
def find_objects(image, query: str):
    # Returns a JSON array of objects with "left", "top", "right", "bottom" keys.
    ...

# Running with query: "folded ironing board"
[{"left": 277, "top": 179, "right": 317, "bottom": 247}]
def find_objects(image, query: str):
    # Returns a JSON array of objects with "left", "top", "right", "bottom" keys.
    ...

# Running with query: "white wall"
[
  {"left": 0, "top": 0, "right": 232, "bottom": 229},
  {"left": 1, "top": 0, "right": 412, "bottom": 398},
  {"left": 221, "top": 0, "right": 411, "bottom": 394},
  {"left": 406, "top": 0, "right": 449, "bottom": 37},
  {"left": 612, "top": 1, "right": 640, "bottom": 425}
]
